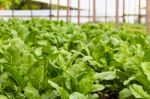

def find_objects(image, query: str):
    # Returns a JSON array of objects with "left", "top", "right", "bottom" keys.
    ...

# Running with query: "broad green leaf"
[
  {"left": 35, "top": 47, "right": 42, "bottom": 56},
  {"left": 110, "top": 37, "right": 120, "bottom": 46},
  {"left": 91, "top": 84, "right": 105, "bottom": 92},
  {"left": 123, "top": 76, "right": 135, "bottom": 85},
  {"left": 143, "top": 49, "right": 150, "bottom": 61},
  {"left": 0, "top": 95, "right": 7, "bottom": 99},
  {"left": 129, "top": 84, "right": 150, "bottom": 98},
  {"left": 30, "top": 64, "right": 45, "bottom": 89},
  {"left": 42, "top": 90, "right": 58, "bottom": 99},
  {"left": 119, "top": 88, "right": 132, "bottom": 99},
  {"left": 48, "top": 80, "right": 69, "bottom": 99},
  {"left": 0, "top": 19, "right": 150, "bottom": 98},
  {"left": 78, "top": 70, "right": 94, "bottom": 94},
  {"left": 24, "top": 83, "right": 40, "bottom": 98},
  {"left": 48, "top": 80, "right": 59, "bottom": 90},
  {"left": 4, "top": 64, "right": 26, "bottom": 89},
  {"left": 95, "top": 71, "right": 116, "bottom": 80},
  {"left": 141, "top": 62, "right": 150, "bottom": 81},
  {"left": 58, "top": 87, "right": 70, "bottom": 99},
  {"left": 87, "top": 94, "right": 99, "bottom": 99},
  {"left": 69, "top": 75, "right": 79, "bottom": 92},
  {"left": 69, "top": 92, "right": 87, "bottom": 99}
]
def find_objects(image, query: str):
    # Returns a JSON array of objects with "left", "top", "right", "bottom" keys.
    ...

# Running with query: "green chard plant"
[{"left": 0, "top": 19, "right": 149, "bottom": 99}]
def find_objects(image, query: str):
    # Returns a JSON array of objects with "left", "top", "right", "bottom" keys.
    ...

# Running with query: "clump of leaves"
[{"left": 0, "top": 19, "right": 149, "bottom": 99}]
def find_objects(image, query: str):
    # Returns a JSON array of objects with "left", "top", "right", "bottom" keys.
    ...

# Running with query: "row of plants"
[{"left": 0, "top": 19, "right": 149, "bottom": 99}]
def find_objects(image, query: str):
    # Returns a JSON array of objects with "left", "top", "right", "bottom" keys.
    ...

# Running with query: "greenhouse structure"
[{"left": 0, "top": 0, "right": 150, "bottom": 99}]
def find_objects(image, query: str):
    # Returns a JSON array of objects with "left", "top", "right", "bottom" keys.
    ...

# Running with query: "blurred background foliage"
[{"left": 0, "top": 0, "right": 67, "bottom": 10}]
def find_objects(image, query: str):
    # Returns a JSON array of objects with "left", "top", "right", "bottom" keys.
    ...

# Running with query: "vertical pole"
[
  {"left": 105, "top": 0, "right": 107, "bottom": 23},
  {"left": 78, "top": 0, "right": 80, "bottom": 24},
  {"left": 57, "top": 0, "right": 60, "bottom": 21},
  {"left": 115, "top": 0, "right": 119, "bottom": 28},
  {"left": 50, "top": 0, "right": 52, "bottom": 20},
  {"left": 66, "top": 0, "right": 70, "bottom": 22},
  {"left": 28, "top": 1, "right": 30, "bottom": 18},
  {"left": 12, "top": 0, "right": 14, "bottom": 17},
  {"left": 146, "top": 0, "right": 150, "bottom": 33},
  {"left": 93, "top": 0, "right": 96, "bottom": 22},
  {"left": 123, "top": 0, "right": 125, "bottom": 22},
  {"left": 30, "top": 1, "right": 33, "bottom": 18},
  {"left": 70, "top": 0, "right": 72, "bottom": 22},
  {"left": 138, "top": 0, "right": 141, "bottom": 23}
]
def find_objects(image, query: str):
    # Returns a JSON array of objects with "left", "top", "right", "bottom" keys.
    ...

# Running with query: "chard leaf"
[
  {"left": 4, "top": 64, "right": 26, "bottom": 89},
  {"left": 69, "top": 92, "right": 87, "bottom": 99},
  {"left": 0, "top": 95, "right": 7, "bottom": 99},
  {"left": 141, "top": 62, "right": 150, "bottom": 81},
  {"left": 129, "top": 84, "right": 150, "bottom": 98},
  {"left": 119, "top": 88, "right": 132, "bottom": 99},
  {"left": 24, "top": 83, "right": 40, "bottom": 98},
  {"left": 48, "top": 80, "right": 69, "bottom": 99},
  {"left": 95, "top": 71, "right": 116, "bottom": 80},
  {"left": 91, "top": 84, "right": 105, "bottom": 92},
  {"left": 58, "top": 87, "right": 70, "bottom": 99}
]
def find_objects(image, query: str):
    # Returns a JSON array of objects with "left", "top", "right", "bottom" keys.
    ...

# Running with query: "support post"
[
  {"left": 146, "top": 0, "right": 150, "bottom": 33},
  {"left": 29, "top": 1, "right": 33, "bottom": 18},
  {"left": 57, "top": 0, "right": 60, "bottom": 21},
  {"left": 93, "top": 0, "right": 96, "bottom": 22},
  {"left": 115, "top": 0, "right": 119, "bottom": 28},
  {"left": 123, "top": 0, "right": 125, "bottom": 22},
  {"left": 138, "top": 0, "right": 141, "bottom": 23},
  {"left": 49, "top": 0, "right": 52, "bottom": 20},
  {"left": 70, "top": 0, "right": 72, "bottom": 22},
  {"left": 66, "top": 0, "right": 70, "bottom": 22},
  {"left": 78, "top": 0, "right": 80, "bottom": 24},
  {"left": 12, "top": 0, "right": 14, "bottom": 17}
]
